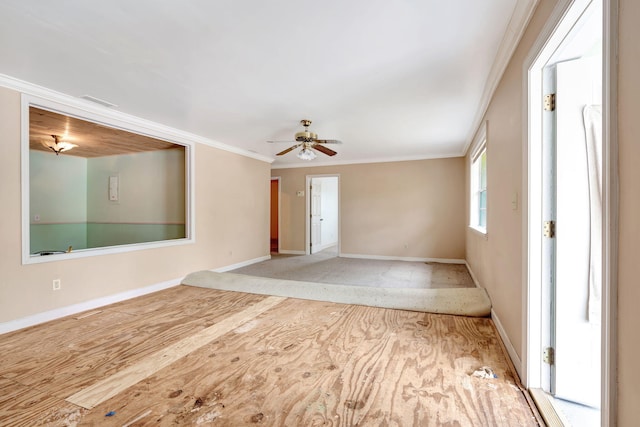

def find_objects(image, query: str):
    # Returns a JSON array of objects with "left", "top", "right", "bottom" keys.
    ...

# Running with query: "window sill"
[
  {"left": 23, "top": 237, "right": 194, "bottom": 265},
  {"left": 468, "top": 225, "right": 488, "bottom": 239}
]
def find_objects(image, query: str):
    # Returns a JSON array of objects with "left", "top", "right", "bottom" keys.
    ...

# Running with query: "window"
[
  {"left": 22, "top": 95, "right": 194, "bottom": 264},
  {"left": 470, "top": 139, "right": 487, "bottom": 233}
]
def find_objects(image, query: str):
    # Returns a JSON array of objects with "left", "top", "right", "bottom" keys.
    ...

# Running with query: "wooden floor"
[{"left": 0, "top": 285, "right": 540, "bottom": 426}]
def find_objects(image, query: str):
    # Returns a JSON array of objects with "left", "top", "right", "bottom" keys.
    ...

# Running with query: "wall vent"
[{"left": 79, "top": 95, "right": 118, "bottom": 108}]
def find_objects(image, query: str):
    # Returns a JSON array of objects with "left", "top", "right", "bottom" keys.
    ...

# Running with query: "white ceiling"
[{"left": 0, "top": 0, "right": 533, "bottom": 167}]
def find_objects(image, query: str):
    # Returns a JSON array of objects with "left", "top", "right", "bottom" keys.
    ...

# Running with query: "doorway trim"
[
  {"left": 305, "top": 174, "right": 340, "bottom": 255},
  {"left": 270, "top": 177, "right": 281, "bottom": 254},
  {"left": 522, "top": 0, "right": 618, "bottom": 425}
]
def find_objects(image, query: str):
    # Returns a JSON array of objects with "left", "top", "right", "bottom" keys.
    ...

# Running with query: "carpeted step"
[{"left": 182, "top": 271, "right": 491, "bottom": 317}]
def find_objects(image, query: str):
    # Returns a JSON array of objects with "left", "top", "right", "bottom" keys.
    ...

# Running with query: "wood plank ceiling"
[{"left": 29, "top": 107, "right": 180, "bottom": 158}]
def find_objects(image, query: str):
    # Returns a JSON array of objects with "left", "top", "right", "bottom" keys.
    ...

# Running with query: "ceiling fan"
[{"left": 268, "top": 119, "right": 342, "bottom": 160}]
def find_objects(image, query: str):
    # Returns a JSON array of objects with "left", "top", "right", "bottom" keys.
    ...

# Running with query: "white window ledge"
[{"left": 468, "top": 225, "right": 488, "bottom": 239}]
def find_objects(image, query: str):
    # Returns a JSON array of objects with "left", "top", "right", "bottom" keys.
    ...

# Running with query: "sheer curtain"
[{"left": 583, "top": 105, "right": 602, "bottom": 324}]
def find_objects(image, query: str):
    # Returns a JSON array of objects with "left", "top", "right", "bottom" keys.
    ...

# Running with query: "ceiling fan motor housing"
[{"left": 295, "top": 131, "right": 317, "bottom": 142}]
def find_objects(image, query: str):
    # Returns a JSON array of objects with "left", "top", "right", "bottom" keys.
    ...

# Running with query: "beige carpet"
[
  {"left": 231, "top": 249, "right": 475, "bottom": 289},
  {"left": 182, "top": 271, "right": 492, "bottom": 317}
]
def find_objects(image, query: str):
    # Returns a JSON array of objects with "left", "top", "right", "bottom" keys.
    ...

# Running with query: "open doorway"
[
  {"left": 305, "top": 175, "right": 339, "bottom": 255},
  {"left": 270, "top": 177, "right": 280, "bottom": 254},
  {"left": 525, "top": 0, "right": 615, "bottom": 425}
]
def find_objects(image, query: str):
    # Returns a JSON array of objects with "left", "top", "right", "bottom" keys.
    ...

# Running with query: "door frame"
[
  {"left": 270, "top": 177, "right": 281, "bottom": 253},
  {"left": 305, "top": 174, "right": 340, "bottom": 255},
  {"left": 522, "top": 0, "right": 618, "bottom": 424}
]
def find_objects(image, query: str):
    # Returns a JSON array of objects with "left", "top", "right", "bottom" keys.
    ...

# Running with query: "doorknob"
[{"left": 320, "top": 218, "right": 324, "bottom": 221}]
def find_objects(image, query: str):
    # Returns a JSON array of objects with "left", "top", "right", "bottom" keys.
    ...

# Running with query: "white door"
[
  {"left": 310, "top": 180, "right": 322, "bottom": 254},
  {"left": 528, "top": 0, "right": 608, "bottom": 422},
  {"left": 552, "top": 56, "right": 602, "bottom": 408}
]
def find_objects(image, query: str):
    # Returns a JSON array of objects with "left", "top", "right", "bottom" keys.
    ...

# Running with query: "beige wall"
[
  {"left": 465, "top": 0, "right": 557, "bottom": 364},
  {"left": 467, "top": 0, "right": 640, "bottom": 422},
  {"left": 87, "top": 148, "right": 186, "bottom": 223},
  {"left": 0, "top": 86, "right": 270, "bottom": 324},
  {"left": 617, "top": 0, "right": 640, "bottom": 422},
  {"left": 273, "top": 158, "right": 466, "bottom": 260}
]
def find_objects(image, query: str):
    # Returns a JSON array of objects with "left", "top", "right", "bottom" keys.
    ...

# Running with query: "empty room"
[{"left": 0, "top": 0, "right": 637, "bottom": 425}]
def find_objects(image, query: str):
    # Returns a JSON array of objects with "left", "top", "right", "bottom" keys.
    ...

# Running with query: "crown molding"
[
  {"left": 462, "top": 0, "right": 541, "bottom": 156},
  {"left": 271, "top": 152, "right": 463, "bottom": 169},
  {"left": 0, "top": 73, "right": 273, "bottom": 163}
]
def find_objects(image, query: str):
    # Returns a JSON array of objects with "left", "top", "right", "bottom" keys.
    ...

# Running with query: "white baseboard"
[
  {"left": 464, "top": 261, "right": 482, "bottom": 288},
  {"left": 491, "top": 308, "right": 523, "bottom": 380},
  {"left": 339, "top": 253, "right": 466, "bottom": 264},
  {"left": 313, "top": 242, "right": 338, "bottom": 252},
  {"left": 213, "top": 255, "right": 271, "bottom": 272},
  {"left": 277, "top": 249, "right": 306, "bottom": 255},
  {"left": 0, "top": 278, "right": 181, "bottom": 335},
  {"left": 465, "top": 262, "right": 522, "bottom": 379}
]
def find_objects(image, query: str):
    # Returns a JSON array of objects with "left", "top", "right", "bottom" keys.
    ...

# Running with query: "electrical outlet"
[{"left": 52, "top": 279, "right": 61, "bottom": 291}]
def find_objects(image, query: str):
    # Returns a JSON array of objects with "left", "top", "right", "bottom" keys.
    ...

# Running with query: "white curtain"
[{"left": 583, "top": 105, "right": 602, "bottom": 324}]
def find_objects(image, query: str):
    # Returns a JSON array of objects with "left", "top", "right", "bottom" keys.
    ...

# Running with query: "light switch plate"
[{"left": 109, "top": 176, "right": 119, "bottom": 201}]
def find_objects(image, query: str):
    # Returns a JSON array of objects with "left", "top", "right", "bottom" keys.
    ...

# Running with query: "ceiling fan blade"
[
  {"left": 314, "top": 139, "right": 342, "bottom": 144},
  {"left": 267, "top": 140, "right": 297, "bottom": 143},
  {"left": 276, "top": 144, "right": 301, "bottom": 156},
  {"left": 312, "top": 144, "right": 337, "bottom": 156}
]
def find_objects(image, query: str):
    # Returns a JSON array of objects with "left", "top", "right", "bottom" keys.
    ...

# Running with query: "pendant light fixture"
[{"left": 43, "top": 135, "right": 77, "bottom": 155}]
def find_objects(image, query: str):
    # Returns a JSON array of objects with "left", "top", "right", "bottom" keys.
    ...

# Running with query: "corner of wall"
[
  {"left": 492, "top": 308, "right": 524, "bottom": 381},
  {"left": 466, "top": 260, "right": 523, "bottom": 379}
]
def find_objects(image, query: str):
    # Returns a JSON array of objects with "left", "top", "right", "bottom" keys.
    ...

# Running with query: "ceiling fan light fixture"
[
  {"left": 43, "top": 135, "right": 77, "bottom": 155},
  {"left": 295, "top": 131, "right": 317, "bottom": 142},
  {"left": 295, "top": 119, "right": 317, "bottom": 142},
  {"left": 297, "top": 147, "right": 316, "bottom": 160},
  {"left": 269, "top": 119, "right": 341, "bottom": 160}
]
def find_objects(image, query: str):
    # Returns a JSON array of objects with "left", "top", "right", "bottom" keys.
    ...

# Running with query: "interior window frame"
[
  {"left": 21, "top": 94, "right": 195, "bottom": 265},
  {"left": 469, "top": 125, "right": 488, "bottom": 235}
]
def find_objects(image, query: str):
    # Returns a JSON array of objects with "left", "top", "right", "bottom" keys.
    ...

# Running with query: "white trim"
[
  {"left": 21, "top": 94, "right": 197, "bottom": 264},
  {"left": 492, "top": 308, "right": 523, "bottom": 380},
  {"left": 523, "top": 1, "right": 617, "bottom": 425},
  {"left": 464, "top": 261, "right": 482, "bottom": 288},
  {"left": 305, "top": 176, "right": 311, "bottom": 255},
  {"left": 271, "top": 177, "right": 281, "bottom": 253},
  {"left": 463, "top": 0, "right": 541, "bottom": 155},
  {"left": 523, "top": 0, "right": 583, "bottom": 390},
  {"left": 468, "top": 225, "right": 489, "bottom": 239},
  {"left": 0, "top": 278, "right": 181, "bottom": 335},
  {"left": 0, "top": 73, "right": 273, "bottom": 164},
  {"left": 470, "top": 122, "right": 488, "bottom": 161},
  {"left": 464, "top": 263, "right": 522, "bottom": 382},
  {"left": 213, "top": 255, "right": 271, "bottom": 273},
  {"left": 312, "top": 242, "right": 338, "bottom": 253},
  {"left": 271, "top": 153, "right": 462, "bottom": 169},
  {"left": 306, "top": 174, "right": 341, "bottom": 256},
  {"left": 278, "top": 249, "right": 306, "bottom": 255},
  {"left": 602, "top": 1, "right": 618, "bottom": 425},
  {"left": 469, "top": 132, "right": 488, "bottom": 232},
  {"left": 25, "top": 239, "right": 195, "bottom": 264},
  {"left": 339, "top": 253, "right": 466, "bottom": 264}
]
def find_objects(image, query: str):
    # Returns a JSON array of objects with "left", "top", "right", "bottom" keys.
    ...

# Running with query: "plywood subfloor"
[{"left": 0, "top": 285, "right": 539, "bottom": 426}]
